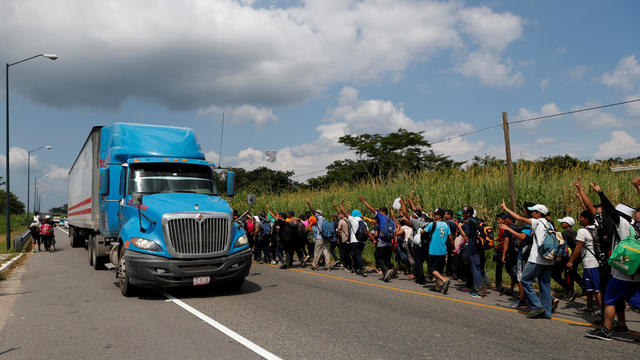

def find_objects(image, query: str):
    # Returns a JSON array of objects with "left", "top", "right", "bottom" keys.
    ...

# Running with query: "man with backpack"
[
  {"left": 306, "top": 201, "right": 332, "bottom": 271},
  {"left": 457, "top": 206, "right": 489, "bottom": 298},
  {"left": 39, "top": 215, "right": 55, "bottom": 252},
  {"left": 359, "top": 195, "right": 395, "bottom": 282},
  {"left": 500, "top": 200, "right": 554, "bottom": 319},
  {"left": 338, "top": 200, "right": 368, "bottom": 277},
  {"left": 256, "top": 212, "right": 272, "bottom": 264},
  {"left": 579, "top": 180, "right": 640, "bottom": 340},
  {"left": 497, "top": 213, "right": 523, "bottom": 298},
  {"left": 333, "top": 204, "right": 353, "bottom": 272},
  {"left": 566, "top": 211, "right": 601, "bottom": 315}
]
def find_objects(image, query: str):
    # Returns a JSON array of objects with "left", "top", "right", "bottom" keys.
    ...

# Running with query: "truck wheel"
[
  {"left": 91, "top": 236, "right": 104, "bottom": 270},
  {"left": 69, "top": 228, "right": 81, "bottom": 248},
  {"left": 118, "top": 256, "right": 138, "bottom": 297},
  {"left": 88, "top": 235, "right": 94, "bottom": 266}
]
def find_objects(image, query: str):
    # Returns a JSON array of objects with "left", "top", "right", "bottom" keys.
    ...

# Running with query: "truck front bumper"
[{"left": 125, "top": 248, "right": 252, "bottom": 288}]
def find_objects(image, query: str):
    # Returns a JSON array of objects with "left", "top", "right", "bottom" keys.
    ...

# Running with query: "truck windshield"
[{"left": 128, "top": 163, "right": 218, "bottom": 195}]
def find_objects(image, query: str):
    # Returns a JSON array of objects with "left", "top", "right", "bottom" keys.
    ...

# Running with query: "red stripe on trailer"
[
  {"left": 69, "top": 208, "right": 92, "bottom": 217},
  {"left": 69, "top": 198, "right": 92, "bottom": 211}
]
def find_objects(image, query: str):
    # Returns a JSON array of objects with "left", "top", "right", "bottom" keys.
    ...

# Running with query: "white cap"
[
  {"left": 527, "top": 204, "right": 549, "bottom": 215},
  {"left": 557, "top": 217, "right": 575, "bottom": 227},
  {"left": 615, "top": 203, "right": 635, "bottom": 218}
]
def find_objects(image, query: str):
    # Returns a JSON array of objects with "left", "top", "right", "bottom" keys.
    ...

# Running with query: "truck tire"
[
  {"left": 69, "top": 228, "right": 82, "bottom": 248},
  {"left": 91, "top": 235, "right": 104, "bottom": 270},
  {"left": 118, "top": 255, "right": 138, "bottom": 297},
  {"left": 88, "top": 234, "right": 94, "bottom": 266}
]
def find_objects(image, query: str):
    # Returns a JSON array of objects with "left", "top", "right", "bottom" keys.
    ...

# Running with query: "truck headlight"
[
  {"left": 234, "top": 235, "right": 248, "bottom": 248},
  {"left": 131, "top": 238, "right": 162, "bottom": 252}
]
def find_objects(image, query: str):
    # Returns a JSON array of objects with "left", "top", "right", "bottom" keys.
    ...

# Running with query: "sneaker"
[
  {"left": 590, "top": 309, "right": 603, "bottom": 317},
  {"left": 510, "top": 300, "right": 521, "bottom": 309},
  {"left": 471, "top": 293, "right": 482, "bottom": 299},
  {"left": 526, "top": 307, "right": 545, "bottom": 318},
  {"left": 270, "top": 260, "right": 277, "bottom": 265},
  {"left": 586, "top": 327, "right": 612, "bottom": 341},
  {"left": 612, "top": 324, "right": 629, "bottom": 333},
  {"left": 566, "top": 290, "right": 577, "bottom": 302},
  {"left": 383, "top": 269, "right": 393, "bottom": 282},
  {"left": 442, "top": 280, "right": 451, "bottom": 295},
  {"left": 552, "top": 298, "right": 560, "bottom": 312},
  {"left": 280, "top": 264, "right": 289, "bottom": 269},
  {"left": 362, "top": 271, "right": 367, "bottom": 277}
]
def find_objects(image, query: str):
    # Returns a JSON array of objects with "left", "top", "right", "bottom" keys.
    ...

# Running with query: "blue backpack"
[
  {"left": 261, "top": 221, "right": 272, "bottom": 236},
  {"left": 537, "top": 221, "right": 560, "bottom": 261},
  {"left": 321, "top": 220, "right": 334, "bottom": 240},
  {"left": 380, "top": 215, "right": 396, "bottom": 241}
]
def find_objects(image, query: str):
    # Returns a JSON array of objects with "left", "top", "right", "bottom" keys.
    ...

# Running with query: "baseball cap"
[
  {"left": 557, "top": 216, "right": 575, "bottom": 227},
  {"left": 615, "top": 203, "right": 635, "bottom": 219},
  {"left": 462, "top": 206, "right": 474, "bottom": 215},
  {"left": 315, "top": 209, "right": 323, "bottom": 215},
  {"left": 351, "top": 209, "right": 362, "bottom": 218},
  {"left": 527, "top": 204, "right": 549, "bottom": 215}
]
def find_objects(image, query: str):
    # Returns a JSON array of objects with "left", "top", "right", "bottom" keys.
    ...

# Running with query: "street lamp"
[
  {"left": 6, "top": 53, "right": 57, "bottom": 250},
  {"left": 33, "top": 175, "right": 44, "bottom": 214},
  {"left": 26, "top": 145, "right": 52, "bottom": 223}
]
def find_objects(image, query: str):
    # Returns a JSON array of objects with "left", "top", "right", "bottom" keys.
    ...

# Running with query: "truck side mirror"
[
  {"left": 226, "top": 171, "right": 236, "bottom": 197},
  {"left": 99, "top": 168, "right": 110, "bottom": 196}
]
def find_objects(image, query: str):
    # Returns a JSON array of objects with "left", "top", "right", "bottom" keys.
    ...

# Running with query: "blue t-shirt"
[
  {"left": 375, "top": 212, "right": 392, "bottom": 247},
  {"left": 425, "top": 221, "right": 451, "bottom": 255}
]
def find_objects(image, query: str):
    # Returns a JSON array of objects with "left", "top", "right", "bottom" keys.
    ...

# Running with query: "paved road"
[{"left": 1, "top": 228, "right": 638, "bottom": 359}]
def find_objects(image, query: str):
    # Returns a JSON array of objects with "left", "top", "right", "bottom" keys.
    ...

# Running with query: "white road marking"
[
  {"left": 163, "top": 292, "right": 282, "bottom": 360},
  {"left": 56, "top": 228, "right": 69, "bottom": 235},
  {"left": 0, "top": 253, "right": 24, "bottom": 272}
]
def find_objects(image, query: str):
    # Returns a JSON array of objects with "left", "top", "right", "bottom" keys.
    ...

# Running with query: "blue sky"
[{"left": 1, "top": 0, "right": 639, "bottom": 211}]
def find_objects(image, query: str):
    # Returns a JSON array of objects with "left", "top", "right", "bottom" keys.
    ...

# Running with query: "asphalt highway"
[{"left": 1, "top": 228, "right": 638, "bottom": 359}]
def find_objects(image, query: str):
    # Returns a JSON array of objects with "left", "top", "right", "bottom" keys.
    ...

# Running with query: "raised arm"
[
  {"left": 400, "top": 199, "right": 411, "bottom": 219},
  {"left": 592, "top": 183, "right": 619, "bottom": 225},
  {"left": 358, "top": 195, "right": 377, "bottom": 215},
  {"left": 265, "top": 205, "right": 278, "bottom": 221},
  {"left": 305, "top": 199, "right": 317, "bottom": 216},
  {"left": 407, "top": 198, "right": 423, "bottom": 216},
  {"left": 339, "top": 199, "right": 349, "bottom": 218},
  {"left": 573, "top": 176, "right": 596, "bottom": 215},
  {"left": 500, "top": 199, "right": 532, "bottom": 225}
]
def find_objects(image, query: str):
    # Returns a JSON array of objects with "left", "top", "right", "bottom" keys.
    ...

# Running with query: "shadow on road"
[{"left": 111, "top": 279, "right": 262, "bottom": 301}]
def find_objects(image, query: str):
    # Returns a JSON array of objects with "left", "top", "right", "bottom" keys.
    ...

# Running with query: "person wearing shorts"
[
  {"left": 567, "top": 211, "right": 601, "bottom": 313},
  {"left": 423, "top": 209, "right": 452, "bottom": 294}
]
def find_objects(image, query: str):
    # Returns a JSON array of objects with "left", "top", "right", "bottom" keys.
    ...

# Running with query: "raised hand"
[{"left": 590, "top": 182, "right": 602, "bottom": 193}]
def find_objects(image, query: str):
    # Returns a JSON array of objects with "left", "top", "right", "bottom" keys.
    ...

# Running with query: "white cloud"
[
  {"left": 540, "top": 78, "right": 549, "bottom": 91},
  {"left": 0, "top": 147, "right": 43, "bottom": 172},
  {"left": 625, "top": 94, "right": 640, "bottom": 118},
  {"left": 513, "top": 102, "right": 562, "bottom": 129},
  {"left": 595, "top": 131, "right": 640, "bottom": 158},
  {"left": 458, "top": 6, "right": 523, "bottom": 52},
  {"left": 45, "top": 165, "right": 69, "bottom": 179},
  {"left": 572, "top": 101, "right": 624, "bottom": 128},
  {"left": 568, "top": 65, "right": 588, "bottom": 80},
  {"left": 456, "top": 51, "right": 523, "bottom": 87},
  {"left": 536, "top": 137, "right": 557, "bottom": 145},
  {"left": 219, "top": 87, "right": 481, "bottom": 180},
  {"left": 199, "top": 104, "right": 277, "bottom": 127},
  {"left": 601, "top": 54, "right": 640, "bottom": 91}
]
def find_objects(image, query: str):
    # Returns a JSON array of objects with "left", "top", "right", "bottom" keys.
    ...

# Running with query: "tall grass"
[{"left": 228, "top": 162, "right": 638, "bottom": 269}]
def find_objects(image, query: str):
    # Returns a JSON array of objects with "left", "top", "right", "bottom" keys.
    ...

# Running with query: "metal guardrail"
[
  {"left": 610, "top": 164, "right": 640, "bottom": 172},
  {"left": 13, "top": 229, "right": 32, "bottom": 252}
]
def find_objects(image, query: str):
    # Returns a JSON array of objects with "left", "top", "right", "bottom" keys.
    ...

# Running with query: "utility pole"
[{"left": 502, "top": 112, "right": 517, "bottom": 210}]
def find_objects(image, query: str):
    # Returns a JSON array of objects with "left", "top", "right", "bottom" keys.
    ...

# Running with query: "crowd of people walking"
[{"left": 238, "top": 176, "right": 640, "bottom": 342}]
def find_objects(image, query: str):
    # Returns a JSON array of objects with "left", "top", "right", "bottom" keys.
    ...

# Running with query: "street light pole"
[
  {"left": 5, "top": 53, "right": 57, "bottom": 250},
  {"left": 27, "top": 145, "right": 52, "bottom": 223},
  {"left": 34, "top": 175, "right": 43, "bottom": 214}
]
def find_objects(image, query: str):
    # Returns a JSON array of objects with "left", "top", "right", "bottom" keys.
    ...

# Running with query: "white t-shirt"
[
  {"left": 611, "top": 217, "right": 640, "bottom": 282},
  {"left": 527, "top": 218, "right": 554, "bottom": 265},
  {"left": 576, "top": 226, "right": 598, "bottom": 269},
  {"left": 401, "top": 225, "right": 413, "bottom": 245},
  {"left": 347, "top": 216, "right": 365, "bottom": 244}
]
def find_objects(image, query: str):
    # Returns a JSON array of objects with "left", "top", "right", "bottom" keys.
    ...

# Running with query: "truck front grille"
[{"left": 163, "top": 213, "right": 231, "bottom": 257}]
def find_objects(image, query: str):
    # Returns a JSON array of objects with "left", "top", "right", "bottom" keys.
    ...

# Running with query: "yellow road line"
[{"left": 259, "top": 262, "right": 634, "bottom": 331}]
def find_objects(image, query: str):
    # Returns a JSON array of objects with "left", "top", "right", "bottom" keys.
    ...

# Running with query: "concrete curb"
[{"left": 0, "top": 253, "right": 25, "bottom": 273}]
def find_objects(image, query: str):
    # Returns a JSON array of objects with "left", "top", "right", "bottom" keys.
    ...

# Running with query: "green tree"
[
  {"left": 308, "top": 128, "right": 462, "bottom": 187},
  {"left": 49, "top": 204, "right": 68, "bottom": 214},
  {"left": 215, "top": 167, "right": 300, "bottom": 195},
  {"left": 0, "top": 189, "right": 25, "bottom": 214}
]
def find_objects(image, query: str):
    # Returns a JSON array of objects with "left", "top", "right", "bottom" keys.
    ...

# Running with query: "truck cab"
[{"left": 68, "top": 123, "right": 251, "bottom": 296}]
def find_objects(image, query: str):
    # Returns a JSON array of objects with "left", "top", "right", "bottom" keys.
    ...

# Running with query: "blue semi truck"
[{"left": 68, "top": 123, "right": 251, "bottom": 296}]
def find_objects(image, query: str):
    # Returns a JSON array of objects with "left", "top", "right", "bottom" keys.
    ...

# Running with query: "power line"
[
  {"left": 292, "top": 97, "right": 640, "bottom": 179},
  {"left": 428, "top": 97, "right": 640, "bottom": 145}
]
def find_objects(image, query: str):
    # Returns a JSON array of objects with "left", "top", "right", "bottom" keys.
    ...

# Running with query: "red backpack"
[
  {"left": 245, "top": 218, "right": 255, "bottom": 234},
  {"left": 40, "top": 223, "right": 53, "bottom": 236}
]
